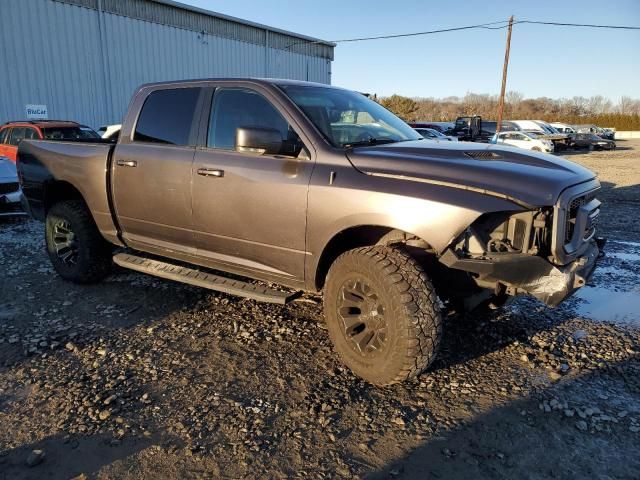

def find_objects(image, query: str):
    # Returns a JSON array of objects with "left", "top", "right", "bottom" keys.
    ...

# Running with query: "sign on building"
[{"left": 26, "top": 104, "right": 48, "bottom": 120}]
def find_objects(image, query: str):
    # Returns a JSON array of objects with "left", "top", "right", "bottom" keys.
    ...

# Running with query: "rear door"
[
  {"left": 111, "top": 86, "right": 206, "bottom": 254},
  {"left": 0, "top": 128, "right": 11, "bottom": 159},
  {"left": 496, "top": 132, "right": 511, "bottom": 146},
  {"left": 6, "top": 127, "right": 31, "bottom": 161},
  {"left": 510, "top": 133, "right": 529, "bottom": 149},
  {"left": 191, "top": 86, "right": 314, "bottom": 281}
]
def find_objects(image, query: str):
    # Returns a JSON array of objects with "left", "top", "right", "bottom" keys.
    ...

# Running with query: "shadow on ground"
[{"left": 368, "top": 356, "right": 640, "bottom": 480}]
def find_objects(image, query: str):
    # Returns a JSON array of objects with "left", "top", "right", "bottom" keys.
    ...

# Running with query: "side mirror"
[{"left": 235, "top": 127, "right": 282, "bottom": 155}]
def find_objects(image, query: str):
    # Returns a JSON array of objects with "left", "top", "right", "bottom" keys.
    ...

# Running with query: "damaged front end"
[{"left": 439, "top": 180, "right": 605, "bottom": 307}]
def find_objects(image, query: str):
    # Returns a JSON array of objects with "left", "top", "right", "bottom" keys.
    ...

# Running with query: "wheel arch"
[
  {"left": 43, "top": 180, "right": 86, "bottom": 214},
  {"left": 313, "top": 225, "right": 433, "bottom": 291}
]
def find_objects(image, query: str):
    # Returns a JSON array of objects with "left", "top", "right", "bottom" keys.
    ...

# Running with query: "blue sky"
[{"left": 181, "top": 0, "right": 640, "bottom": 101}]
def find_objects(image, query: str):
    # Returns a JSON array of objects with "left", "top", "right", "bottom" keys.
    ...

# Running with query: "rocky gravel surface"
[{"left": 1, "top": 142, "right": 639, "bottom": 479}]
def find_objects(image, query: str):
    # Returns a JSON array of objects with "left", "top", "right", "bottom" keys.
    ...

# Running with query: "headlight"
[{"left": 454, "top": 209, "right": 552, "bottom": 257}]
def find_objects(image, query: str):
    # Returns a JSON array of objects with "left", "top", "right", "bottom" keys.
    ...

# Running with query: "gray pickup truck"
[{"left": 18, "top": 79, "right": 604, "bottom": 385}]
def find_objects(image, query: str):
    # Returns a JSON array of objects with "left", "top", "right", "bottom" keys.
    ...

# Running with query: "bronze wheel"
[
  {"left": 338, "top": 277, "right": 388, "bottom": 355},
  {"left": 45, "top": 200, "right": 112, "bottom": 283}
]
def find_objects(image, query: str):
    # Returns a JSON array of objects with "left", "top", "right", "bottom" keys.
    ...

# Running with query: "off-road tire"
[
  {"left": 324, "top": 246, "right": 442, "bottom": 385},
  {"left": 45, "top": 200, "right": 112, "bottom": 283}
]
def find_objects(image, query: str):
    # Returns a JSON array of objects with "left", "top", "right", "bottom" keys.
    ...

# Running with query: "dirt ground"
[{"left": 1, "top": 140, "right": 639, "bottom": 479}]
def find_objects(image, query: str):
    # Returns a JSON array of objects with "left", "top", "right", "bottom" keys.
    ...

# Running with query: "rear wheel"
[
  {"left": 323, "top": 246, "right": 442, "bottom": 386},
  {"left": 45, "top": 200, "right": 112, "bottom": 283}
]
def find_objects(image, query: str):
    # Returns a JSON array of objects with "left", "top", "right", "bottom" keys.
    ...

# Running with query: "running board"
[{"left": 113, "top": 253, "right": 300, "bottom": 305}]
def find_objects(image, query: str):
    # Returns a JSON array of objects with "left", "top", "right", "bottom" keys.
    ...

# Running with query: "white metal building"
[{"left": 0, "top": 0, "right": 335, "bottom": 128}]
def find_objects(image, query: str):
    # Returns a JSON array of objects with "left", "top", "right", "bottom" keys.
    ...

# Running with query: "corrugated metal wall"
[{"left": 0, "top": 0, "right": 333, "bottom": 128}]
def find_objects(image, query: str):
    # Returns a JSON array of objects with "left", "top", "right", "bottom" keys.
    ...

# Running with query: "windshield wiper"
[{"left": 342, "top": 138, "right": 400, "bottom": 148}]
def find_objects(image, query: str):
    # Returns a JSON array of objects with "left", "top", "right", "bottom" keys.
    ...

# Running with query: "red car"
[{"left": 0, "top": 120, "right": 100, "bottom": 162}]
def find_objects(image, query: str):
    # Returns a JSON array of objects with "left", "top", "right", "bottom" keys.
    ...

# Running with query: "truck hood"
[{"left": 346, "top": 140, "right": 596, "bottom": 207}]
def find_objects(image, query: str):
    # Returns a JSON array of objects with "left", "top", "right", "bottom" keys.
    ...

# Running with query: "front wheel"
[
  {"left": 323, "top": 246, "right": 442, "bottom": 386},
  {"left": 45, "top": 200, "right": 113, "bottom": 283}
]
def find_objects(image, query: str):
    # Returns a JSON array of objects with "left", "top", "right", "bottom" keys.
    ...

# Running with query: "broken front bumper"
[{"left": 440, "top": 239, "right": 604, "bottom": 307}]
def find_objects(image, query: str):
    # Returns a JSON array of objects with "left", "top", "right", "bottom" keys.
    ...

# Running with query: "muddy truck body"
[{"left": 17, "top": 79, "right": 605, "bottom": 385}]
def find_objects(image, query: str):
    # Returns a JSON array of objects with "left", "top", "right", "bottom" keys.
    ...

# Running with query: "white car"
[
  {"left": 97, "top": 124, "right": 121, "bottom": 140},
  {"left": 414, "top": 127, "right": 458, "bottom": 142},
  {"left": 491, "top": 131, "right": 554, "bottom": 153},
  {"left": 550, "top": 122, "right": 576, "bottom": 134},
  {"left": 0, "top": 156, "right": 26, "bottom": 217}
]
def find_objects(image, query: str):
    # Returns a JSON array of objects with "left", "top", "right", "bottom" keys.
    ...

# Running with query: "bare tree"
[
  {"left": 505, "top": 91, "right": 524, "bottom": 112},
  {"left": 380, "top": 92, "right": 640, "bottom": 129},
  {"left": 617, "top": 95, "right": 639, "bottom": 115},
  {"left": 587, "top": 95, "right": 613, "bottom": 115}
]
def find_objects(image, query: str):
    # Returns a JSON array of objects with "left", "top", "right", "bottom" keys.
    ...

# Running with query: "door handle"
[
  {"left": 197, "top": 168, "right": 224, "bottom": 178},
  {"left": 116, "top": 159, "right": 137, "bottom": 167}
]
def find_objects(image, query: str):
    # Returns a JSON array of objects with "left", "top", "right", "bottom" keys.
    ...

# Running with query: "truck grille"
[
  {"left": 0, "top": 182, "right": 19, "bottom": 195},
  {"left": 565, "top": 192, "right": 596, "bottom": 242},
  {"left": 552, "top": 180, "right": 600, "bottom": 265}
]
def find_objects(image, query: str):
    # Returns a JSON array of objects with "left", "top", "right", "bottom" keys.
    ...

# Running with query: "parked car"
[
  {"left": 569, "top": 133, "right": 616, "bottom": 150},
  {"left": 18, "top": 78, "right": 604, "bottom": 386},
  {"left": 550, "top": 122, "right": 576, "bottom": 134},
  {"left": 447, "top": 118, "right": 519, "bottom": 143},
  {"left": 409, "top": 122, "right": 454, "bottom": 134},
  {"left": 0, "top": 121, "right": 100, "bottom": 162},
  {"left": 490, "top": 131, "right": 554, "bottom": 153},
  {"left": 450, "top": 115, "right": 483, "bottom": 141},
  {"left": 477, "top": 120, "right": 520, "bottom": 139},
  {"left": 509, "top": 120, "right": 569, "bottom": 150},
  {"left": 413, "top": 127, "right": 458, "bottom": 142},
  {"left": 0, "top": 156, "right": 25, "bottom": 217},
  {"left": 573, "top": 124, "right": 614, "bottom": 140},
  {"left": 97, "top": 124, "right": 122, "bottom": 141}
]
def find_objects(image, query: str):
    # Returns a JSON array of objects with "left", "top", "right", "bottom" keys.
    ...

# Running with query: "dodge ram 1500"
[{"left": 18, "top": 78, "right": 604, "bottom": 385}]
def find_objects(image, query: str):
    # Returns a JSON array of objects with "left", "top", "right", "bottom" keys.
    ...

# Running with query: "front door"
[
  {"left": 111, "top": 87, "right": 204, "bottom": 254},
  {"left": 192, "top": 87, "right": 314, "bottom": 282}
]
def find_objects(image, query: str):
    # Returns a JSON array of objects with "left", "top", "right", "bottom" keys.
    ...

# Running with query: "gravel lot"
[{"left": 1, "top": 141, "right": 639, "bottom": 479}]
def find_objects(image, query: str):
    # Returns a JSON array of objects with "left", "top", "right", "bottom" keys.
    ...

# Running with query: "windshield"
[
  {"left": 42, "top": 126, "right": 100, "bottom": 140},
  {"left": 281, "top": 86, "right": 421, "bottom": 147}
]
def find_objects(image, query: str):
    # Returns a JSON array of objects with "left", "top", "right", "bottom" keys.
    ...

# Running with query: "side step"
[{"left": 113, "top": 253, "right": 300, "bottom": 305}]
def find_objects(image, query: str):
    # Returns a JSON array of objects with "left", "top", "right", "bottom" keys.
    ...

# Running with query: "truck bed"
[{"left": 17, "top": 139, "right": 121, "bottom": 244}]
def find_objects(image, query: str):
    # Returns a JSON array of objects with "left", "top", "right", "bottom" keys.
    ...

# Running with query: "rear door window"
[
  {"left": 0, "top": 128, "right": 9, "bottom": 144},
  {"left": 8, "top": 127, "right": 27, "bottom": 146},
  {"left": 134, "top": 88, "right": 202, "bottom": 145}
]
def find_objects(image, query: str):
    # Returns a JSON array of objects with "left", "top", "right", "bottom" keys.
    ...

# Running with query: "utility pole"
[{"left": 496, "top": 15, "right": 514, "bottom": 136}]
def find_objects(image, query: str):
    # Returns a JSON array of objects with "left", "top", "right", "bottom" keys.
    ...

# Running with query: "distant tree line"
[{"left": 377, "top": 92, "right": 640, "bottom": 130}]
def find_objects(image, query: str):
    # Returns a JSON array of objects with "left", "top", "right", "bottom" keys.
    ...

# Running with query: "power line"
[
  {"left": 285, "top": 19, "right": 640, "bottom": 49},
  {"left": 285, "top": 20, "right": 512, "bottom": 49},
  {"left": 519, "top": 20, "right": 640, "bottom": 30},
  {"left": 327, "top": 20, "right": 512, "bottom": 43}
]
